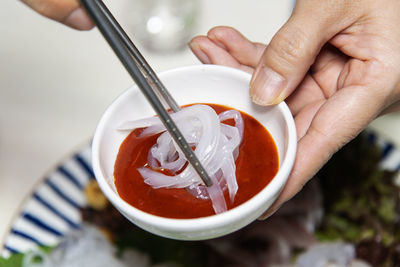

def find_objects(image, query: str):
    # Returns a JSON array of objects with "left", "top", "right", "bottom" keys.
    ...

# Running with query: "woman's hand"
[
  {"left": 21, "top": 0, "right": 93, "bottom": 30},
  {"left": 189, "top": 0, "right": 400, "bottom": 218}
]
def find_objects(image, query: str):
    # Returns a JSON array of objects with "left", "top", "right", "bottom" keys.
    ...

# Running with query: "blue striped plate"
[
  {"left": 1, "top": 144, "right": 94, "bottom": 258},
  {"left": 1, "top": 131, "right": 399, "bottom": 258}
]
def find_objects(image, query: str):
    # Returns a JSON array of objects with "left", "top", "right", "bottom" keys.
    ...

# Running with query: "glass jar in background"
[{"left": 124, "top": 0, "right": 200, "bottom": 53}]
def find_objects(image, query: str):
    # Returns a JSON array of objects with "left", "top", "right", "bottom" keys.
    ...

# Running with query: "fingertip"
[
  {"left": 257, "top": 204, "right": 280, "bottom": 220},
  {"left": 188, "top": 35, "right": 206, "bottom": 47},
  {"left": 257, "top": 213, "right": 270, "bottom": 221},
  {"left": 189, "top": 32, "right": 249, "bottom": 71},
  {"left": 208, "top": 26, "right": 265, "bottom": 69},
  {"left": 189, "top": 35, "right": 222, "bottom": 53},
  {"left": 206, "top": 26, "right": 233, "bottom": 37},
  {"left": 64, "top": 7, "right": 94, "bottom": 30},
  {"left": 207, "top": 26, "right": 235, "bottom": 49},
  {"left": 188, "top": 36, "right": 211, "bottom": 64},
  {"left": 188, "top": 35, "right": 209, "bottom": 52},
  {"left": 207, "top": 26, "right": 237, "bottom": 39}
]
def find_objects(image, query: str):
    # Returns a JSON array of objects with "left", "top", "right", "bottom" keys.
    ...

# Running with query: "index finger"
[{"left": 21, "top": 0, "right": 93, "bottom": 30}]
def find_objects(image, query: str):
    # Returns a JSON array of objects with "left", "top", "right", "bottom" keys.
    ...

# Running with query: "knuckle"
[{"left": 269, "top": 27, "right": 312, "bottom": 67}]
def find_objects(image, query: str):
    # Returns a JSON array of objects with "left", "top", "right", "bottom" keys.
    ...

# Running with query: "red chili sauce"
[{"left": 114, "top": 104, "right": 279, "bottom": 219}]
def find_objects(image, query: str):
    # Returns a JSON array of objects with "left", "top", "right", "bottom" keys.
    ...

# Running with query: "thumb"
[{"left": 250, "top": 1, "right": 356, "bottom": 105}]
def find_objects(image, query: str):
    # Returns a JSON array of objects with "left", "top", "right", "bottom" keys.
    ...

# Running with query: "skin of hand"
[
  {"left": 21, "top": 0, "right": 94, "bottom": 30},
  {"left": 189, "top": 0, "right": 400, "bottom": 219}
]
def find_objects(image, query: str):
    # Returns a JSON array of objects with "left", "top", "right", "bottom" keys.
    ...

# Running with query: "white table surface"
[{"left": 0, "top": 0, "right": 399, "bottom": 247}]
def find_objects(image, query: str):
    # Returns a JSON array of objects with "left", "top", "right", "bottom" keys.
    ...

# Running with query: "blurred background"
[{"left": 0, "top": 0, "right": 399, "bottom": 246}]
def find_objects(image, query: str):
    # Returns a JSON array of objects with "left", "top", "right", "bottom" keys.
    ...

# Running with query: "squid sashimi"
[{"left": 119, "top": 104, "right": 243, "bottom": 214}]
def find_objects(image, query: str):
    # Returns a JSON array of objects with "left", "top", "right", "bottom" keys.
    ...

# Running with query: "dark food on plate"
[
  {"left": 86, "top": 132, "right": 400, "bottom": 266},
  {"left": 315, "top": 132, "right": 400, "bottom": 266}
]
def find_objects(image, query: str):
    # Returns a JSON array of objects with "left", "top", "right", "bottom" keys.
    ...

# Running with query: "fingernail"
[
  {"left": 64, "top": 8, "right": 94, "bottom": 30},
  {"left": 189, "top": 42, "right": 211, "bottom": 64},
  {"left": 250, "top": 65, "right": 286, "bottom": 105}
]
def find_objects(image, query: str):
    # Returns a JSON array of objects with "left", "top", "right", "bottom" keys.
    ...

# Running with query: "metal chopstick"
[
  {"left": 94, "top": 0, "right": 181, "bottom": 113},
  {"left": 81, "top": 0, "right": 213, "bottom": 187}
]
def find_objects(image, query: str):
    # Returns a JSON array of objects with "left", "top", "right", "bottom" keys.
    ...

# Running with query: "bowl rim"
[{"left": 92, "top": 64, "right": 297, "bottom": 232}]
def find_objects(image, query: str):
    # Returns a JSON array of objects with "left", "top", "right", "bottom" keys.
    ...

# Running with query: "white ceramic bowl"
[{"left": 92, "top": 65, "right": 297, "bottom": 240}]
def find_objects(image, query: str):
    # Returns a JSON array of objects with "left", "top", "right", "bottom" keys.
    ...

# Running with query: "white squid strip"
[
  {"left": 119, "top": 104, "right": 244, "bottom": 214},
  {"left": 118, "top": 116, "right": 161, "bottom": 131},
  {"left": 218, "top": 109, "right": 244, "bottom": 139}
]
